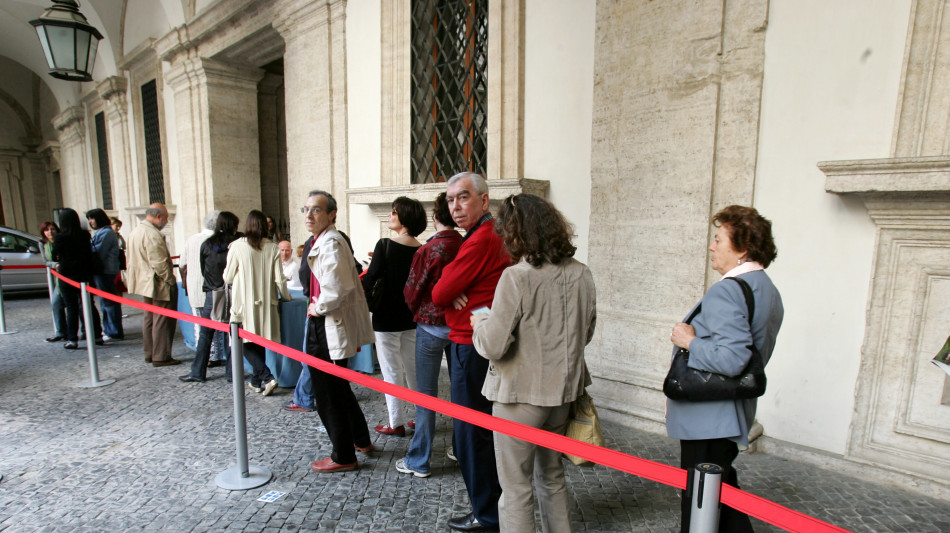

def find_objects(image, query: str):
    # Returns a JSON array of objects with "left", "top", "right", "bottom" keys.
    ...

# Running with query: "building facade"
[{"left": 2, "top": 0, "right": 948, "bottom": 496}]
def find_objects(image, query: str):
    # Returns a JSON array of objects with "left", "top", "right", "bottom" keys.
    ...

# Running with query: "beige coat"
[
  {"left": 126, "top": 219, "right": 175, "bottom": 300},
  {"left": 472, "top": 258, "right": 597, "bottom": 406},
  {"left": 308, "top": 226, "right": 375, "bottom": 359},
  {"left": 223, "top": 238, "right": 290, "bottom": 342}
]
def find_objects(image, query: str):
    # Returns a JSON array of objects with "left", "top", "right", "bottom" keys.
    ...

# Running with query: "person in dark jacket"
[
  {"left": 180, "top": 211, "right": 241, "bottom": 383},
  {"left": 87, "top": 208, "right": 124, "bottom": 341},
  {"left": 52, "top": 208, "right": 103, "bottom": 349}
]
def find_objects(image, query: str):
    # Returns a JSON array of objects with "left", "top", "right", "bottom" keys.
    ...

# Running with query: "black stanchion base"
[{"left": 215, "top": 465, "right": 272, "bottom": 490}]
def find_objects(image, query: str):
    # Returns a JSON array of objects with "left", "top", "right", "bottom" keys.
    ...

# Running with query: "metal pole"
[
  {"left": 215, "top": 322, "right": 271, "bottom": 490},
  {"left": 75, "top": 282, "right": 115, "bottom": 388},
  {"left": 47, "top": 266, "right": 57, "bottom": 327},
  {"left": 689, "top": 463, "right": 723, "bottom": 533},
  {"left": 0, "top": 266, "right": 14, "bottom": 335}
]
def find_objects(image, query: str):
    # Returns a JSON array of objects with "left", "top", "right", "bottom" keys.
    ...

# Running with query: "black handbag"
[
  {"left": 662, "top": 277, "right": 767, "bottom": 402},
  {"left": 365, "top": 239, "right": 389, "bottom": 312}
]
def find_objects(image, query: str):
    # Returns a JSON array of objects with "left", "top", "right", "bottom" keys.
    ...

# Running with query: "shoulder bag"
[{"left": 662, "top": 276, "right": 767, "bottom": 402}]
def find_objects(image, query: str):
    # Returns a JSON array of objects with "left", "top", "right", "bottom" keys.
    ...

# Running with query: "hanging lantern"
[{"left": 30, "top": 0, "right": 103, "bottom": 82}]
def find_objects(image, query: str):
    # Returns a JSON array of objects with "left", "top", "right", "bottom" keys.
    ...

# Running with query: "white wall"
[
  {"left": 754, "top": 0, "right": 911, "bottom": 454},
  {"left": 345, "top": 0, "right": 382, "bottom": 262},
  {"left": 523, "top": 0, "right": 595, "bottom": 263}
]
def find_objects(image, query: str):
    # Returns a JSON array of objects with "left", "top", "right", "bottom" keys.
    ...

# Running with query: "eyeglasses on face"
[{"left": 300, "top": 207, "right": 324, "bottom": 216}]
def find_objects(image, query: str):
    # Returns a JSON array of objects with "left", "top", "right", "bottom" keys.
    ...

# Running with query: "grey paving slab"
[{"left": 0, "top": 293, "right": 948, "bottom": 532}]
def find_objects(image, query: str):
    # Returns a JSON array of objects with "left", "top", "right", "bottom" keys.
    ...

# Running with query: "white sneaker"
[
  {"left": 395, "top": 458, "right": 430, "bottom": 478},
  {"left": 446, "top": 447, "right": 457, "bottom": 462},
  {"left": 247, "top": 382, "right": 263, "bottom": 393},
  {"left": 102, "top": 335, "right": 113, "bottom": 342},
  {"left": 262, "top": 379, "right": 278, "bottom": 397}
]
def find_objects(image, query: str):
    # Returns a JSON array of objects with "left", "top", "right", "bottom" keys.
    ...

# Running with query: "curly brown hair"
[
  {"left": 494, "top": 194, "right": 576, "bottom": 267},
  {"left": 712, "top": 205, "right": 778, "bottom": 268}
]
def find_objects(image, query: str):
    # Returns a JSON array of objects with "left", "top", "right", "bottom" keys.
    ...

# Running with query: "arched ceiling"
[{"left": 0, "top": 0, "right": 185, "bottom": 110}]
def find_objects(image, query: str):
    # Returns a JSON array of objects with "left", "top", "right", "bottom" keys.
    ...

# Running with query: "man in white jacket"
[{"left": 302, "top": 190, "right": 376, "bottom": 473}]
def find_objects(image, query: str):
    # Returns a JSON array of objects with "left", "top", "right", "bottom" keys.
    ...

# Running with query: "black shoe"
[
  {"left": 207, "top": 360, "right": 225, "bottom": 368},
  {"left": 46, "top": 335, "right": 64, "bottom": 343},
  {"left": 94, "top": 339, "right": 105, "bottom": 346},
  {"left": 448, "top": 513, "right": 497, "bottom": 532},
  {"left": 179, "top": 375, "right": 205, "bottom": 383}
]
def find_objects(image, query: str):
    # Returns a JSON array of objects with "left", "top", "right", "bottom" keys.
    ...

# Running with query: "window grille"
[
  {"left": 94, "top": 112, "right": 113, "bottom": 210},
  {"left": 410, "top": 0, "right": 488, "bottom": 184},
  {"left": 141, "top": 79, "right": 165, "bottom": 204}
]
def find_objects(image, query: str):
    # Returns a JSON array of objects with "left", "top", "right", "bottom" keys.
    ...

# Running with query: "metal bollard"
[
  {"left": 75, "top": 282, "right": 115, "bottom": 388},
  {"left": 215, "top": 322, "right": 272, "bottom": 490},
  {"left": 0, "top": 266, "right": 15, "bottom": 335},
  {"left": 689, "top": 463, "right": 723, "bottom": 533},
  {"left": 46, "top": 266, "right": 57, "bottom": 327}
]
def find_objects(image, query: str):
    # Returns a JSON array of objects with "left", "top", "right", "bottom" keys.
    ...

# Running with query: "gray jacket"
[
  {"left": 473, "top": 258, "right": 597, "bottom": 406},
  {"left": 665, "top": 270, "right": 784, "bottom": 447}
]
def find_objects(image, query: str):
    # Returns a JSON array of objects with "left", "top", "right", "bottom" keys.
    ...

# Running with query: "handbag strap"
[{"left": 684, "top": 276, "right": 755, "bottom": 326}]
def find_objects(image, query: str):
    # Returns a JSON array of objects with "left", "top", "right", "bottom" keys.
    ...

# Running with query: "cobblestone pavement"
[{"left": 1, "top": 294, "right": 948, "bottom": 532}]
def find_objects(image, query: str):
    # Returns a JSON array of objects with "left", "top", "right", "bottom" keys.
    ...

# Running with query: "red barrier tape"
[{"left": 47, "top": 268, "right": 850, "bottom": 533}]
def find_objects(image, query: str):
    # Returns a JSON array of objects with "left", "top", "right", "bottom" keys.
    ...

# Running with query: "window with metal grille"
[
  {"left": 410, "top": 0, "right": 488, "bottom": 184},
  {"left": 94, "top": 112, "right": 113, "bottom": 210},
  {"left": 141, "top": 79, "right": 165, "bottom": 204}
]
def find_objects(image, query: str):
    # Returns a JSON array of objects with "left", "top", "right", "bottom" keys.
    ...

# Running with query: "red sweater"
[{"left": 431, "top": 220, "right": 510, "bottom": 344}]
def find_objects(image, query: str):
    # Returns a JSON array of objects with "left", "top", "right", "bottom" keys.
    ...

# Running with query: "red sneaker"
[
  {"left": 375, "top": 424, "right": 406, "bottom": 436},
  {"left": 310, "top": 457, "right": 357, "bottom": 473}
]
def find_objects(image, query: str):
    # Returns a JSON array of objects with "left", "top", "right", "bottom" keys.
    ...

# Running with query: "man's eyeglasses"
[{"left": 300, "top": 207, "right": 323, "bottom": 215}]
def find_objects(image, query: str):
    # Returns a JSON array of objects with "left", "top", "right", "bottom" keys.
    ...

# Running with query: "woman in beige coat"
[
  {"left": 472, "top": 194, "right": 597, "bottom": 533},
  {"left": 224, "top": 210, "right": 290, "bottom": 396}
]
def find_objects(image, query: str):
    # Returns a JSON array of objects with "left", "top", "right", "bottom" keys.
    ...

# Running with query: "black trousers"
[
  {"left": 680, "top": 438, "right": 754, "bottom": 533},
  {"left": 242, "top": 342, "right": 273, "bottom": 388},
  {"left": 306, "top": 316, "right": 372, "bottom": 465}
]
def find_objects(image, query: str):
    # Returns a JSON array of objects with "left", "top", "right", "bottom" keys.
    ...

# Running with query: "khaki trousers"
[
  {"left": 142, "top": 293, "right": 177, "bottom": 362},
  {"left": 492, "top": 401, "right": 573, "bottom": 533}
]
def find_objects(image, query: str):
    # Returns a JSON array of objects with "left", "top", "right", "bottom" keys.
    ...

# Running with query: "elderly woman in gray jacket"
[
  {"left": 667, "top": 205, "right": 784, "bottom": 533},
  {"left": 472, "top": 194, "right": 596, "bottom": 533}
]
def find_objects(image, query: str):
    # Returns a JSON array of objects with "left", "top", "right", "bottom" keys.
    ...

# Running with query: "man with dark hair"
[
  {"left": 431, "top": 173, "right": 509, "bottom": 532},
  {"left": 127, "top": 203, "right": 180, "bottom": 367},
  {"left": 300, "top": 190, "right": 375, "bottom": 473}
]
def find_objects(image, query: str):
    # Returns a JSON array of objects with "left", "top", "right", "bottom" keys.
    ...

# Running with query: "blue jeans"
[
  {"left": 93, "top": 273, "right": 123, "bottom": 338},
  {"left": 293, "top": 317, "right": 314, "bottom": 409},
  {"left": 50, "top": 287, "right": 66, "bottom": 337},
  {"left": 188, "top": 291, "right": 231, "bottom": 380},
  {"left": 403, "top": 327, "right": 451, "bottom": 473}
]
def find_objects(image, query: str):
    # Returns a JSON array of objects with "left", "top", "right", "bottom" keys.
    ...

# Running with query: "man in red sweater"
[{"left": 431, "top": 172, "right": 509, "bottom": 532}]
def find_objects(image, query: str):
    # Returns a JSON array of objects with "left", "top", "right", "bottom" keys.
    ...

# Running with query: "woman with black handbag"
[{"left": 666, "top": 205, "right": 784, "bottom": 533}]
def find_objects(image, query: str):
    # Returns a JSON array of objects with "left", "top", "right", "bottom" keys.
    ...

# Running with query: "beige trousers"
[
  {"left": 142, "top": 294, "right": 177, "bottom": 362},
  {"left": 492, "top": 401, "right": 573, "bottom": 533}
]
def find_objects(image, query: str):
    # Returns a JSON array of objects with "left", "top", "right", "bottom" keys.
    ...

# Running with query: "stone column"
[
  {"left": 52, "top": 106, "right": 94, "bottom": 211},
  {"left": 165, "top": 56, "right": 265, "bottom": 236},
  {"left": 276, "top": 0, "right": 349, "bottom": 244},
  {"left": 487, "top": 0, "right": 525, "bottom": 181},
  {"left": 97, "top": 76, "right": 138, "bottom": 217}
]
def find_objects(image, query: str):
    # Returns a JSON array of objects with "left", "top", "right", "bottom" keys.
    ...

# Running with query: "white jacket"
[{"left": 308, "top": 226, "right": 375, "bottom": 359}]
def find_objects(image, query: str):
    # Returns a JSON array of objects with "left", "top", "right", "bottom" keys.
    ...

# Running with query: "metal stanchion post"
[
  {"left": 689, "top": 463, "right": 723, "bottom": 533},
  {"left": 75, "top": 282, "right": 115, "bottom": 388},
  {"left": 215, "top": 322, "right": 271, "bottom": 490},
  {"left": 0, "top": 266, "right": 16, "bottom": 335}
]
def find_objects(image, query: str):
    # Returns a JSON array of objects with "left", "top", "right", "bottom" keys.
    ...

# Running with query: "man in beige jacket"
[{"left": 126, "top": 203, "right": 180, "bottom": 366}]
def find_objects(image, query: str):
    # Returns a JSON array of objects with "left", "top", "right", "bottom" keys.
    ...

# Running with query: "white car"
[{"left": 0, "top": 226, "right": 47, "bottom": 293}]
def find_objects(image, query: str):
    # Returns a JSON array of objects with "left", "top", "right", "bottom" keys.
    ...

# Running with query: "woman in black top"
[
  {"left": 362, "top": 196, "right": 426, "bottom": 436},
  {"left": 180, "top": 211, "right": 240, "bottom": 383},
  {"left": 51, "top": 208, "right": 103, "bottom": 349}
]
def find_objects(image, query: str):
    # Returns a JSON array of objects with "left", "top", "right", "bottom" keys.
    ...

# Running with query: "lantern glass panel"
[
  {"left": 34, "top": 26, "right": 54, "bottom": 69},
  {"left": 86, "top": 36, "right": 98, "bottom": 78},
  {"left": 48, "top": 25, "right": 75, "bottom": 70},
  {"left": 75, "top": 29, "right": 90, "bottom": 72}
]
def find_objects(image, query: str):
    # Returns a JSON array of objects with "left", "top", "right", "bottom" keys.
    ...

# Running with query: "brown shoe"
[
  {"left": 145, "top": 358, "right": 152, "bottom": 363},
  {"left": 152, "top": 359, "right": 182, "bottom": 367},
  {"left": 310, "top": 457, "right": 357, "bottom": 473},
  {"left": 354, "top": 443, "right": 374, "bottom": 454}
]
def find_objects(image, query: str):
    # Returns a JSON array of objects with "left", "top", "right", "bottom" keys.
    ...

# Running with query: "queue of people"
[{"left": 39, "top": 174, "right": 783, "bottom": 533}]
